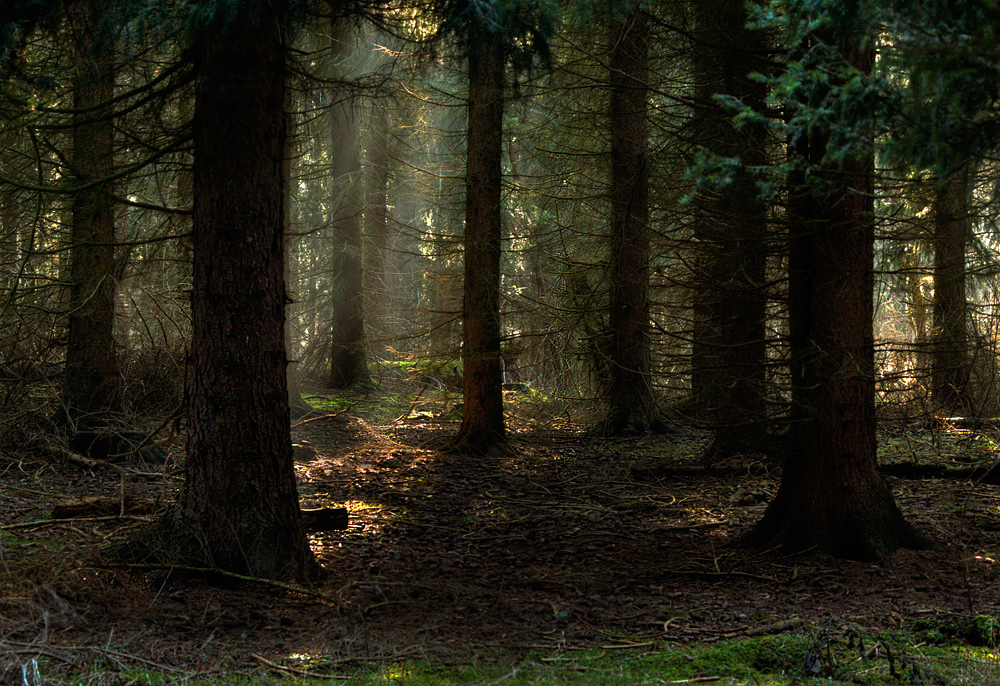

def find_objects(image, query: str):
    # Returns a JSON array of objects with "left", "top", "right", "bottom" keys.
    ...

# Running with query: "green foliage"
[
  {"left": 961, "top": 615, "right": 1000, "bottom": 647},
  {"left": 913, "top": 616, "right": 1000, "bottom": 648},
  {"left": 432, "top": 0, "right": 560, "bottom": 77},
  {"left": 689, "top": 0, "right": 1000, "bottom": 194},
  {"left": 0, "top": 0, "right": 62, "bottom": 68},
  {"left": 880, "top": 0, "right": 1000, "bottom": 174}
]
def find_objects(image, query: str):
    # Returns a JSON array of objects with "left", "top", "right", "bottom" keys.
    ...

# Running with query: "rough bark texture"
[
  {"left": 328, "top": 22, "right": 371, "bottom": 389},
  {"left": 63, "top": 0, "right": 120, "bottom": 421},
  {"left": 688, "top": 0, "right": 769, "bottom": 460},
  {"left": 739, "top": 26, "right": 930, "bottom": 561},
  {"left": 162, "top": 3, "right": 315, "bottom": 580},
  {"left": 931, "top": 169, "right": 972, "bottom": 414},
  {"left": 598, "top": 10, "right": 661, "bottom": 436},
  {"left": 447, "top": 37, "right": 508, "bottom": 455}
]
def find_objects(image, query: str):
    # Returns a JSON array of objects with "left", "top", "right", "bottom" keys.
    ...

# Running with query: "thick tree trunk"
[
  {"left": 63, "top": 0, "right": 120, "bottom": 422},
  {"left": 328, "top": 22, "right": 371, "bottom": 389},
  {"left": 739, "top": 24, "right": 930, "bottom": 561},
  {"left": 688, "top": 0, "right": 769, "bottom": 460},
  {"left": 597, "top": 9, "right": 662, "bottom": 436},
  {"left": 447, "top": 37, "right": 508, "bottom": 455},
  {"left": 931, "top": 169, "right": 972, "bottom": 414},
  {"left": 158, "top": 2, "right": 315, "bottom": 580}
]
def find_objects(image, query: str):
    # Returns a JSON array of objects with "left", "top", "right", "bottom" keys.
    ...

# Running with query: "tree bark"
[
  {"left": 596, "top": 9, "right": 661, "bottom": 436},
  {"left": 739, "top": 19, "right": 930, "bottom": 561},
  {"left": 447, "top": 37, "right": 508, "bottom": 455},
  {"left": 931, "top": 168, "right": 972, "bottom": 414},
  {"left": 327, "top": 21, "right": 371, "bottom": 389},
  {"left": 688, "top": 0, "right": 769, "bottom": 460},
  {"left": 63, "top": 0, "right": 120, "bottom": 422},
  {"left": 156, "top": 2, "right": 316, "bottom": 580}
]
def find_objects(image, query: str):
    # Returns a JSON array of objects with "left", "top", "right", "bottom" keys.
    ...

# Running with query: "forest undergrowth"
[{"left": 1, "top": 380, "right": 999, "bottom": 685}]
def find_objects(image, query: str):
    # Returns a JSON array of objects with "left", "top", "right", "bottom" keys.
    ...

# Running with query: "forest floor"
[{"left": 2, "top": 382, "right": 1000, "bottom": 684}]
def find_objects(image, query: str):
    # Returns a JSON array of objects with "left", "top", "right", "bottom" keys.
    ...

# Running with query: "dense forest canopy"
[{"left": 2, "top": 0, "right": 1000, "bottom": 578}]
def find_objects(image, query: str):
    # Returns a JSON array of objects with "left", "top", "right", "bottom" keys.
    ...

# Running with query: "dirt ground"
[{"left": 2, "top": 393, "right": 999, "bottom": 679}]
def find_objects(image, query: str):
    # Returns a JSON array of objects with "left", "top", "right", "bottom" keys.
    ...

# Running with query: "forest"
[{"left": 1, "top": 0, "right": 1000, "bottom": 683}]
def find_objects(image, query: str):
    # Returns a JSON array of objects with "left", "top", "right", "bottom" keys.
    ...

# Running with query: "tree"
[
  {"left": 327, "top": 20, "right": 372, "bottom": 389},
  {"left": 595, "top": 7, "right": 663, "bottom": 436},
  {"left": 154, "top": 0, "right": 316, "bottom": 580},
  {"left": 931, "top": 167, "right": 972, "bottom": 414},
  {"left": 739, "top": 0, "right": 930, "bottom": 560},
  {"left": 687, "top": 0, "right": 769, "bottom": 460},
  {"left": 448, "top": 33, "right": 508, "bottom": 454},
  {"left": 62, "top": 0, "right": 121, "bottom": 423},
  {"left": 435, "top": 0, "right": 556, "bottom": 454}
]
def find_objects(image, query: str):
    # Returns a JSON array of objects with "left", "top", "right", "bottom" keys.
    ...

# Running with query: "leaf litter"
[{"left": 0, "top": 391, "right": 998, "bottom": 681}]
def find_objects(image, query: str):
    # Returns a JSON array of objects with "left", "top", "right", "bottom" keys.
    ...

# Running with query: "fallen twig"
[
  {"left": 1, "top": 514, "right": 152, "bottom": 531},
  {"left": 291, "top": 409, "right": 353, "bottom": 429},
  {"left": 252, "top": 653, "right": 352, "bottom": 680},
  {"left": 120, "top": 563, "right": 348, "bottom": 610}
]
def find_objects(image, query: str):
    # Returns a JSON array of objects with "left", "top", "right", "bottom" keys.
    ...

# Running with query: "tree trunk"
[
  {"left": 739, "top": 21, "right": 930, "bottom": 561},
  {"left": 63, "top": 0, "right": 120, "bottom": 422},
  {"left": 284, "top": 93, "right": 312, "bottom": 418},
  {"left": 327, "top": 21, "right": 371, "bottom": 389},
  {"left": 688, "top": 0, "right": 769, "bottom": 460},
  {"left": 158, "top": 2, "right": 315, "bottom": 580},
  {"left": 931, "top": 168, "right": 972, "bottom": 414},
  {"left": 447, "top": 37, "right": 508, "bottom": 455},
  {"left": 596, "top": 9, "right": 662, "bottom": 436},
  {"left": 364, "top": 99, "right": 390, "bottom": 330}
]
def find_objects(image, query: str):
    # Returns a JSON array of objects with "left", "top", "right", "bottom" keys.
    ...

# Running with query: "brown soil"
[{"left": 1, "top": 400, "right": 998, "bottom": 680}]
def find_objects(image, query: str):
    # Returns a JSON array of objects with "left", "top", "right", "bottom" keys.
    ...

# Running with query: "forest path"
[{"left": 288, "top": 413, "right": 998, "bottom": 662}]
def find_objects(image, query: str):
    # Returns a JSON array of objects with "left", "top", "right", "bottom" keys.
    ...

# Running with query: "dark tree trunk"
[
  {"left": 688, "top": 0, "right": 769, "bottom": 460},
  {"left": 597, "top": 9, "right": 662, "bottom": 436},
  {"left": 739, "top": 27, "right": 930, "bottom": 561},
  {"left": 159, "top": 2, "right": 315, "bottom": 580},
  {"left": 931, "top": 169, "right": 972, "bottom": 414},
  {"left": 447, "top": 37, "right": 508, "bottom": 455},
  {"left": 63, "top": 0, "right": 120, "bottom": 422},
  {"left": 328, "top": 22, "right": 371, "bottom": 389}
]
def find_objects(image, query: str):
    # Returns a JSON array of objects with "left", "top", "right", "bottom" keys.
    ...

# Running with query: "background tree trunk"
[
  {"left": 448, "top": 37, "right": 508, "bottom": 455},
  {"left": 285, "top": 92, "right": 312, "bottom": 418},
  {"left": 328, "top": 21, "right": 371, "bottom": 389},
  {"left": 63, "top": 0, "right": 120, "bottom": 422},
  {"left": 364, "top": 99, "right": 390, "bottom": 330},
  {"left": 166, "top": 2, "right": 315, "bottom": 580},
  {"left": 688, "top": 0, "right": 769, "bottom": 461},
  {"left": 932, "top": 168, "right": 972, "bottom": 414},
  {"left": 598, "top": 9, "right": 659, "bottom": 436}
]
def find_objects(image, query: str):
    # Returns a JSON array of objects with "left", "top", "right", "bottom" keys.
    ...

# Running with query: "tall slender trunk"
[
  {"left": 688, "top": 0, "right": 769, "bottom": 459},
  {"left": 285, "top": 93, "right": 311, "bottom": 417},
  {"left": 931, "top": 168, "right": 972, "bottom": 414},
  {"left": 598, "top": 9, "right": 660, "bottom": 435},
  {"left": 63, "top": 0, "right": 120, "bottom": 422},
  {"left": 327, "top": 21, "right": 370, "bottom": 388},
  {"left": 364, "top": 100, "right": 390, "bottom": 328},
  {"left": 448, "top": 36, "right": 508, "bottom": 454}
]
